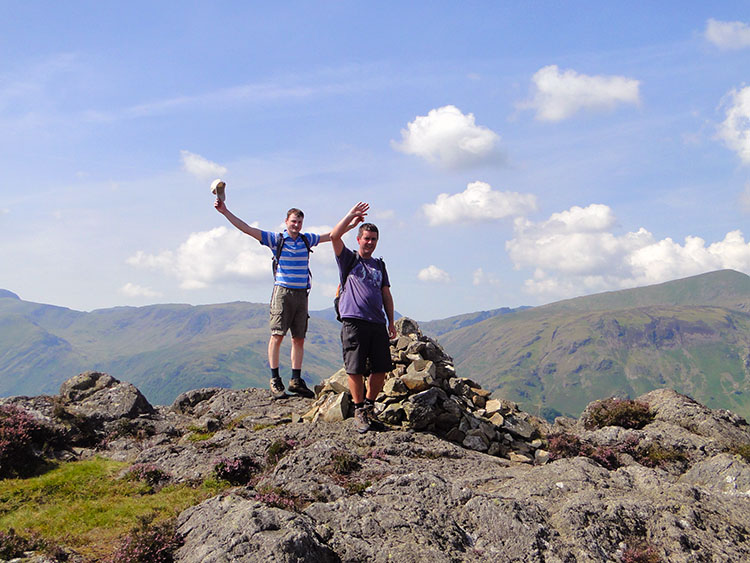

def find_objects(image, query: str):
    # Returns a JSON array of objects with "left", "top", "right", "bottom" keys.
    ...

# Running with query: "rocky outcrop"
[
  {"left": 59, "top": 371, "right": 154, "bottom": 421},
  {"left": 305, "top": 317, "right": 548, "bottom": 462},
  {"left": 4, "top": 320, "right": 750, "bottom": 561},
  {"left": 0, "top": 370, "right": 156, "bottom": 451}
]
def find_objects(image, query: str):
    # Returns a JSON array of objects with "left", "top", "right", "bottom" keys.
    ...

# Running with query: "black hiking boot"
[
  {"left": 364, "top": 403, "right": 385, "bottom": 431},
  {"left": 354, "top": 407, "right": 371, "bottom": 434},
  {"left": 288, "top": 378, "right": 315, "bottom": 398},
  {"left": 269, "top": 378, "right": 287, "bottom": 400}
]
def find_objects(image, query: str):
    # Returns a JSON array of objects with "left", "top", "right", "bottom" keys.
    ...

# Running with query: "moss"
[
  {"left": 729, "top": 443, "right": 750, "bottom": 463},
  {"left": 637, "top": 443, "right": 689, "bottom": 469}
]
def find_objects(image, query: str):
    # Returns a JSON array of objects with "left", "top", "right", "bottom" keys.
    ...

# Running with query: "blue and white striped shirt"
[{"left": 261, "top": 230, "right": 321, "bottom": 289}]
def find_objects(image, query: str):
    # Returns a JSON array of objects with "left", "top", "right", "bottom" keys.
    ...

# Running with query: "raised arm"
[
  {"left": 382, "top": 285, "right": 396, "bottom": 339},
  {"left": 214, "top": 200, "right": 262, "bottom": 242},
  {"left": 330, "top": 202, "right": 369, "bottom": 256},
  {"left": 318, "top": 215, "right": 362, "bottom": 244}
]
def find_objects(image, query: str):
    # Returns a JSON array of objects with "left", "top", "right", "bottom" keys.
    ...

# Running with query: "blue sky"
[{"left": 2, "top": 1, "right": 750, "bottom": 321}]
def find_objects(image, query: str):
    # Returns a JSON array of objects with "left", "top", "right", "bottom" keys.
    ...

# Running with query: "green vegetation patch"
[
  {"left": 0, "top": 457, "right": 225, "bottom": 560},
  {"left": 729, "top": 443, "right": 750, "bottom": 463},
  {"left": 582, "top": 398, "right": 654, "bottom": 430}
]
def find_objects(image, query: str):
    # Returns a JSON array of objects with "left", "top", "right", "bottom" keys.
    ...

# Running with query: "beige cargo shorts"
[{"left": 269, "top": 285, "right": 309, "bottom": 339}]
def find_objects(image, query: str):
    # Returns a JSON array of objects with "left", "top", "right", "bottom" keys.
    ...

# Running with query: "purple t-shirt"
[{"left": 336, "top": 246, "right": 390, "bottom": 325}]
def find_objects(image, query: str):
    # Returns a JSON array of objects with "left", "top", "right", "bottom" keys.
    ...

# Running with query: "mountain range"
[
  {"left": 2, "top": 269, "right": 750, "bottom": 419},
  {"left": 0, "top": 291, "right": 342, "bottom": 405},
  {"left": 437, "top": 269, "right": 750, "bottom": 420}
]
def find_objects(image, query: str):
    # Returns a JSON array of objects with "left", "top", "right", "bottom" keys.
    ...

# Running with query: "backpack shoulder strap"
[
  {"left": 272, "top": 232, "right": 285, "bottom": 277},
  {"left": 339, "top": 252, "right": 360, "bottom": 286},
  {"left": 300, "top": 233, "right": 313, "bottom": 254},
  {"left": 375, "top": 257, "right": 386, "bottom": 286}
]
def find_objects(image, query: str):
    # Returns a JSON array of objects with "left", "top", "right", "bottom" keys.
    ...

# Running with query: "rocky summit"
[{"left": 3, "top": 318, "right": 750, "bottom": 561}]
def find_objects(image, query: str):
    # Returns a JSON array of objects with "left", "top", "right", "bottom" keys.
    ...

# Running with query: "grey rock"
[
  {"left": 176, "top": 494, "right": 338, "bottom": 563},
  {"left": 60, "top": 371, "right": 154, "bottom": 421},
  {"left": 463, "top": 433, "right": 489, "bottom": 452},
  {"left": 639, "top": 388, "right": 750, "bottom": 446},
  {"left": 502, "top": 414, "right": 536, "bottom": 440},
  {"left": 679, "top": 453, "right": 750, "bottom": 496},
  {"left": 171, "top": 388, "right": 223, "bottom": 415},
  {"left": 380, "top": 402, "right": 406, "bottom": 425},
  {"left": 394, "top": 317, "right": 421, "bottom": 337}
]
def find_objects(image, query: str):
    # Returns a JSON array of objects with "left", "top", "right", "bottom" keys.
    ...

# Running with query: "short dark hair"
[
  {"left": 286, "top": 208, "right": 304, "bottom": 219},
  {"left": 358, "top": 223, "right": 379, "bottom": 238}
]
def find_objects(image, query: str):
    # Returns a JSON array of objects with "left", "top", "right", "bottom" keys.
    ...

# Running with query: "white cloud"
[
  {"left": 391, "top": 105, "right": 502, "bottom": 168},
  {"left": 705, "top": 19, "right": 750, "bottom": 50},
  {"left": 506, "top": 204, "right": 750, "bottom": 299},
  {"left": 422, "top": 181, "right": 537, "bottom": 226},
  {"left": 472, "top": 268, "right": 502, "bottom": 287},
  {"left": 418, "top": 265, "right": 451, "bottom": 283},
  {"left": 717, "top": 86, "right": 750, "bottom": 164},
  {"left": 519, "top": 65, "right": 641, "bottom": 122},
  {"left": 180, "top": 150, "right": 228, "bottom": 181},
  {"left": 127, "top": 226, "right": 271, "bottom": 289},
  {"left": 119, "top": 283, "right": 161, "bottom": 298}
]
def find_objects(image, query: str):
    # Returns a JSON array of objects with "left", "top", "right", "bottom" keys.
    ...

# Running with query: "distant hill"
[
  {"left": 5, "top": 269, "right": 750, "bottom": 418},
  {"left": 531, "top": 268, "right": 750, "bottom": 314},
  {"left": 436, "top": 270, "right": 750, "bottom": 420},
  {"left": 309, "top": 307, "right": 404, "bottom": 324},
  {"left": 420, "top": 306, "right": 529, "bottom": 337},
  {"left": 0, "top": 296, "right": 343, "bottom": 405}
]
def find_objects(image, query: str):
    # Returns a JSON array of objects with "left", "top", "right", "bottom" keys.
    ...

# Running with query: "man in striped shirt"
[{"left": 215, "top": 201, "right": 355, "bottom": 399}]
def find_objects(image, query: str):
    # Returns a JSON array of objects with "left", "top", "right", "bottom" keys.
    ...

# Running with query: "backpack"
[
  {"left": 334, "top": 254, "right": 385, "bottom": 322},
  {"left": 272, "top": 232, "right": 313, "bottom": 286}
]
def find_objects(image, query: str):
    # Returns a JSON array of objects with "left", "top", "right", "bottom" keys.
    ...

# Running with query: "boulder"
[
  {"left": 176, "top": 495, "right": 338, "bottom": 563},
  {"left": 60, "top": 371, "right": 153, "bottom": 421},
  {"left": 320, "top": 392, "right": 351, "bottom": 423}
]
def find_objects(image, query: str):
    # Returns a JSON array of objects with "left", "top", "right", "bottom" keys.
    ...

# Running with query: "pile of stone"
[{"left": 303, "top": 317, "right": 550, "bottom": 464}]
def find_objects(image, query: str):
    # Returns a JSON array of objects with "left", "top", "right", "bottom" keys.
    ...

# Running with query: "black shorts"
[{"left": 341, "top": 318, "right": 393, "bottom": 376}]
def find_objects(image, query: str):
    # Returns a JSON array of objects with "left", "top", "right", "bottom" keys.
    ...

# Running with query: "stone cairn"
[{"left": 303, "top": 317, "right": 549, "bottom": 464}]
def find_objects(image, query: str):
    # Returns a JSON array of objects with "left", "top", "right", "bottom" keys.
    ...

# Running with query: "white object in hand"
[{"left": 211, "top": 179, "right": 226, "bottom": 202}]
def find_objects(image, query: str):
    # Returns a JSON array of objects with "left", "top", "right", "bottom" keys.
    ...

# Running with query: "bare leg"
[
  {"left": 348, "top": 374, "right": 366, "bottom": 404},
  {"left": 268, "top": 334, "right": 284, "bottom": 369},
  {"left": 366, "top": 372, "right": 386, "bottom": 401},
  {"left": 291, "top": 337, "right": 305, "bottom": 370}
]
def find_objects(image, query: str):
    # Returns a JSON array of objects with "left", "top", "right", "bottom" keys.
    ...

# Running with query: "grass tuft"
[
  {"left": 0, "top": 457, "right": 226, "bottom": 560},
  {"left": 265, "top": 438, "right": 298, "bottom": 467}
]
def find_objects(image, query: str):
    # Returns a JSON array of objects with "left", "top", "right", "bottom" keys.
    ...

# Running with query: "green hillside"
[
  {"left": 531, "top": 269, "right": 750, "bottom": 314},
  {"left": 419, "top": 306, "right": 527, "bottom": 336},
  {"left": 436, "top": 270, "right": 750, "bottom": 420},
  {"left": 0, "top": 295, "right": 342, "bottom": 405},
  {"left": 4, "top": 269, "right": 750, "bottom": 416}
]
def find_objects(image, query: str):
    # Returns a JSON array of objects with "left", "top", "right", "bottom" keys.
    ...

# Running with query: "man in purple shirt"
[{"left": 331, "top": 202, "right": 396, "bottom": 433}]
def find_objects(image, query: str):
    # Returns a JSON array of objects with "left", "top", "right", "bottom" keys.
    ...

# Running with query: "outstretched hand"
[
  {"left": 214, "top": 199, "right": 227, "bottom": 213},
  {"left": 348, "top": 201, "right": 369, "bottom": 218},
  {"left": 347, "top": 214, "right": 365, "bottom": 230},
  {"left": 344, "top": 202, "right": 369, "bottom": 231}
]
